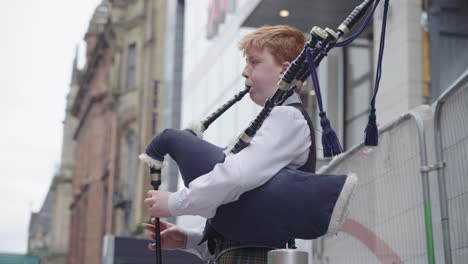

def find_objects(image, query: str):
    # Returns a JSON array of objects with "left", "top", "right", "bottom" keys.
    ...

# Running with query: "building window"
[
  {"left": 126, "top": 43, "right": 136, "bottom": 90},
  {"left": 124, "top": 128, "right": 137, "bottom": 235}
]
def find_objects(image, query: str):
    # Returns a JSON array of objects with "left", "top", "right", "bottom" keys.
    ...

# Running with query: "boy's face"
[{"left": 242, "top": 47, "right": 287, "bottom": 106}]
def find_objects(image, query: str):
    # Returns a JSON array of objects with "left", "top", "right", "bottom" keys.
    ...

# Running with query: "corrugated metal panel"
[{"left": 429, "top": 0, "right": 468, "bottom": 100}]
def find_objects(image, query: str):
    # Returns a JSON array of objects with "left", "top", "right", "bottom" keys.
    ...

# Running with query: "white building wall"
[
  {"left": 374, "top": 0, "right": 424, "bottom": 125},
  {"left": 178, "top": 0, "right": 262, "bottom": 228}
]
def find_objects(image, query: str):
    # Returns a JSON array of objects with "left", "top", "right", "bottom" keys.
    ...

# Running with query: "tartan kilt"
[{"left": 214, "top": 240, "right": 275, "bottom": 264}]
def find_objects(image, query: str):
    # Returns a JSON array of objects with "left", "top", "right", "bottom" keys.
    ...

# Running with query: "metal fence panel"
[
  {"left": 435, "top": 70, "right": 468, "bottom": 264},
  {"left": 309, "top": 70, "right": 468, "bottom": 264},
  {"left": 313, "top": 113, "right": 432, "bottom": 264}
]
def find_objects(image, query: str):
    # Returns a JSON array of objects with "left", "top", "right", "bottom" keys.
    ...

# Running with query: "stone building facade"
[
  {"left": 67, "top": 3, "right": 115, "bottom": 263},
  {"left": 67, "top": 0, "right": 170, "bottom": 263}
]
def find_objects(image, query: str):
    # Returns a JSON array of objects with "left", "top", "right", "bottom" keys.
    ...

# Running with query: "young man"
[{"left": 143, "top": 25, "right": 316, "bottom": 263}]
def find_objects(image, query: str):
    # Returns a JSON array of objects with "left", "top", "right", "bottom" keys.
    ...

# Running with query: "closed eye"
[
  {"left": 247, "top": 56, "right": 261, "bottom": 66},
  {"left": 250, "top": 60, "right": 260, "bottom": 67}
]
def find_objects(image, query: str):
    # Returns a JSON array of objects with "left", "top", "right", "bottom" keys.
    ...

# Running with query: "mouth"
[{"left": 245, "top": 85, "right": 252, "bottom": 93}]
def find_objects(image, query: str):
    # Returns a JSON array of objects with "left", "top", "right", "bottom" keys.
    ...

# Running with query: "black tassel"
[
  {"left": 364, "top": 108, "right": 378, "bottom": 146},
  {"left": 320, "top": 112, "right": 343, "bottom": 157}
]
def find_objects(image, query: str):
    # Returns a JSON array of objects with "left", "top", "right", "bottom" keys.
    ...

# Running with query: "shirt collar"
[{"left": 281, "top": 92, "right": 302, "bottom": 106}]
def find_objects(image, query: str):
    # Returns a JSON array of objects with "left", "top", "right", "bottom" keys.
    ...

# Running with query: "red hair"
[{"left": 239, "top": 25, "right": 306, "bottom": 65}]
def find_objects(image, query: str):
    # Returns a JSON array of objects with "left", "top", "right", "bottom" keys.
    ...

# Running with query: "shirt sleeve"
[
  {"left": 168, "top": 106, "right": 311, "bottom": 218},
  {"left": 180, "top": 226, "right": 213, "bottom": 261}
]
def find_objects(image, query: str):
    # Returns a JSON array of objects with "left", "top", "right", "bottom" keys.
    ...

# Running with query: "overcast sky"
[{"left": 0, "top": 0, "right": 101, "bottom": 254}]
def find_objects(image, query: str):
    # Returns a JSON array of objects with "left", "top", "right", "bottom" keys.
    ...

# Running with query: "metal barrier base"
[{"left": 268, "top": 249, "right": 308, "bottom": 264}]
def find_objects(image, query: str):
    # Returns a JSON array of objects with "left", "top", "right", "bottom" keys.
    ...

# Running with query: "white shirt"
[{"left": 172, "top": 93, "right": 312, "bottom": 261}]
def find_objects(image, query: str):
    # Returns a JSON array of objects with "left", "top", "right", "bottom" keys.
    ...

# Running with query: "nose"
[{"left": 242, "top": 64, "right": 250, "bottom": 79}]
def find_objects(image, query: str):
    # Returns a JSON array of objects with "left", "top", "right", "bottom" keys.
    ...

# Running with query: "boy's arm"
[{"left": 168, "top": 106, "right": 310, "bottom": 218}]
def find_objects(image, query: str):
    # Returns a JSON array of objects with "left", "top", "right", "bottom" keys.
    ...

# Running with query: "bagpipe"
[{"left": 140, "top": 0, "right": 389, "bottom": 261}]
